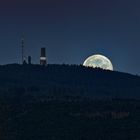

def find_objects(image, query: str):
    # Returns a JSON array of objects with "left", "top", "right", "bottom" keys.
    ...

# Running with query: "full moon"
[{"left": 83, "top": 54, "right": 113, "bottom": 71}]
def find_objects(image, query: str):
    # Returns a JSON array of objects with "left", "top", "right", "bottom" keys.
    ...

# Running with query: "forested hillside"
[
  {"left": 0, "top": 64, "right": 139, "bottom": 100},
  {"left": 0, "top": 64, "right": 140, "bottom": 140}
]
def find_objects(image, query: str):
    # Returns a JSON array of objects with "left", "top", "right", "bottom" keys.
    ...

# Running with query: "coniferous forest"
[{"left": 0, "top": 64, "right": 140, "bottom": 140}]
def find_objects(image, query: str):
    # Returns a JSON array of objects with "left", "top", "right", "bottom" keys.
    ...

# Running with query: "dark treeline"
[{"left": 0, "top": 64, "right": 139, "bottom": 100}]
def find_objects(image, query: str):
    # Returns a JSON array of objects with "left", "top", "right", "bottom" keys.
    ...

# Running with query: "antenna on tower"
[{"left": 21, "top": 35, "right": 26, "bottom": 64}]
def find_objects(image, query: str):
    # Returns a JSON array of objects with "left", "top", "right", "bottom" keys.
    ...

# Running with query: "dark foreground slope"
[{"left": 0, "top": 64, "right": 140, "bottom": 140}]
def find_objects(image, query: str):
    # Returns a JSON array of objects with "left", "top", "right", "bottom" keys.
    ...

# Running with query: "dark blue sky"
[{"left": 0, "top": 0, "right": 140, "bottom": 74}]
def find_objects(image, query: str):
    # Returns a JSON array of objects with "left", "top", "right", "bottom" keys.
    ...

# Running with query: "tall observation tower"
[{"left": 40, "top": 48, "right": 47, "bottom": 65}]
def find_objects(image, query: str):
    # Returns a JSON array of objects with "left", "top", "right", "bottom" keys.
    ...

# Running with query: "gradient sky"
[{"left": 0, "top": 0, "right": 140, "bottom": 74}]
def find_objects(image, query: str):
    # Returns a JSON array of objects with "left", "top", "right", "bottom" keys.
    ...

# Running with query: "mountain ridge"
[
  {"left": 0, "top": 64, "right": 140, "bottom": 140},
  {"left": 0, "top": 64, "right": 139, "bottom": 100}
]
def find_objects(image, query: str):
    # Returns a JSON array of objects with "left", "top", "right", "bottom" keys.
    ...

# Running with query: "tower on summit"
[{"left": 40, "top": 48, "right": 47, "bottom": 66}]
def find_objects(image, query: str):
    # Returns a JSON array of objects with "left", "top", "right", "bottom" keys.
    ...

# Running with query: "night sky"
[{"left": 0, "top": 0, "right": 140, "bottom": 74}]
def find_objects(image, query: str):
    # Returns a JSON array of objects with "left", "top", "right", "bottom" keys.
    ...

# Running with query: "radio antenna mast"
[{"left": 21, "top": 35, "right": 26, "bottom": 64}]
